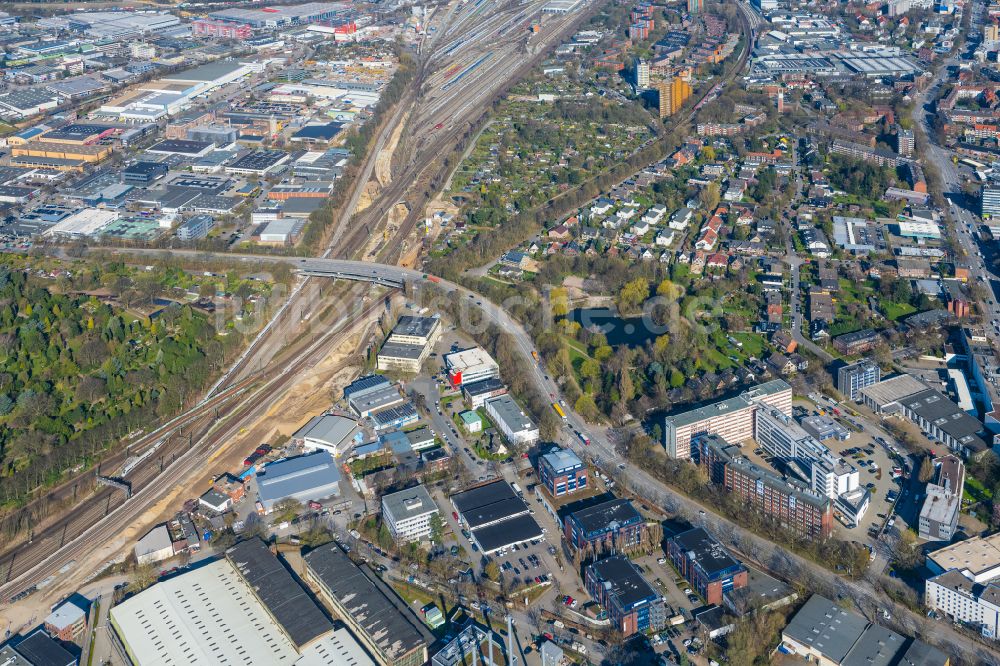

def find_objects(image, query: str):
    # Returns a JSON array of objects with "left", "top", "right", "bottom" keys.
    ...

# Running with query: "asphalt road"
[
  {"left": 69, "top": 240, "right": 1000, "bottom": 662},
  {"left": 911, "top": 53, "right": 1000, "bottom": 342}
]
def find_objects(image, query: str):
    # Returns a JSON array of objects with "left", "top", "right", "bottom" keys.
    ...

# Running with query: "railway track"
[
  {"left": 0, "top": 372, "right": 258, "bottom": 558},
  {"left": 333, "top": 0, "right": 602, "bottom": 264},
  {"left": 0, "top": 291, "right": 388, "bottom": 605}
]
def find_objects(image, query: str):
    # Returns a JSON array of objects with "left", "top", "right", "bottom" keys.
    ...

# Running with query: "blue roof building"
[
  {"left": 255, "top": 451, "right": 341, "bottom": 513},
  {"left": 538, "top": 447, "right": 587, "bottom": 497}
]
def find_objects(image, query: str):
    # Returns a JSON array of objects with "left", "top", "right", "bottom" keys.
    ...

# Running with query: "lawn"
[
  {"left": 391, "top": 579, "right": 436, "bottom": 608},
  {"left": 731, "top": 332, "right": 766, "bottom": 358},
  {"left": 965, "top": 477, "right": 994, "bottom": 504},
  {"left": 882, "top": 302, "right": 917, "bottom": 321}
]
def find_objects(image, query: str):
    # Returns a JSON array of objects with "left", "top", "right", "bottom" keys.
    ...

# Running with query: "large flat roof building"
[
  {"left": 484, "top": 394, "right": 539, "bottom": 445},
  {"left": 347, "top": 382, "right": 404, "bottom": 418},
  {"left": 861, "top": 375, "right": 988, "bottom": 458},
  {"left": 664, "top": 379, "right": 793, "bottom": 459},
  {"left": 376, "top": 341, "right": 428, "bottom": 374},
  {"left": 255, "top": 450, "right": 341, "bottom": 512},
  {"left": 667, "top": 527, "right": 748, "bottom": 605},
  {"left": 563, "top": 498, "right": 644, "bottom": 550},
  {"left": 382, "top": 484, "right": 439, "bottom": 542},
  {"left": 293, "top": 414, "right": 358, "bottom": 455},
  {"left": 858, "top": 374, "right": 926, "bottom": 414},
  {"left": 343, "top": 374, "right": 392, "bottom": 401},
  {"left": 109, "top": 546, "right": 374, "bottom": 666},
  {"left": 925, "top": 568, "right": 1000, "bottom": 640},
  {"left": 781, "top": 594, "right": 871, "bottom": 664},
  {"left": 388, "top": 315, "right": 441, "bottom": 347},
  {"left": 899, "top": 388, "right": 987, "bottom": 458},
  {"left": 782, "top": 594, "right": 947, "bottom": 666},
  {"left": 461, "top": 377, "right": 508, "bottom": 408},
  {"left": 585, "top": 555, "right": 666, "bottom": 636},
  {"left": 919, "top": 455, "right": 964, "bottom": 543},
  {"left": 927, "top": 532, "right": 1000, "bottom": 582},
  {"left": 451, "top": 481, "right": 542, "bottom": 554},
  {"left": 303, "top": 542, "right": 433, "bottom": 666},
  {"left": 444, "top": 347, "right": 499, "bottom": 386},
  {"left": 226, "top": 538, "right": 333, "bottom": 650},
  {"left": 0, "top": 631, "right": 75, "bottom": 666}
]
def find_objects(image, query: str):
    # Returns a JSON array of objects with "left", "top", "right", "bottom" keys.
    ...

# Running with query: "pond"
[{"left": 567, "top": 308, "right": 663, "bottom": 348}]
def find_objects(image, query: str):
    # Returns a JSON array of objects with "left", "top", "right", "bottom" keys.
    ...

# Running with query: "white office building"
[
  {"left": 926, "top": 569, "right": 1000, "bottom": 638},
  {"left": 485, "top": 395, "right": 539, "bottom": 445},
  {"left": 444, "top": 347, "right": 500, "bottom": 386},
  {"left": 382, "top": 485, "right": 439, "bottom": 542},
  {"left": 754, "top": 406, "right": 858, "bottom": 499}
]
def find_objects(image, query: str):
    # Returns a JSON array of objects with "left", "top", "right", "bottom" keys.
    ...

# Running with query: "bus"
[
  {"left": 552, "top": 403, "right": 567, "bottom": 420},
  {"left": 960, "top": 157, "right": 986, "bottom": 171}
]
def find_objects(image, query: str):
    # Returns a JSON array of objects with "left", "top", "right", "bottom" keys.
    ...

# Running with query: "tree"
[
  {"left": 918, "top": 455, "right": 935, "bottom": 483},
  {"left": 273, "top": 498, "right": 302, "bottom": 523},
  {"left": 550, "top": 287, "right": 569, "bottom": 317},
  {"left": 429, "top": 512, "right": 444, "bottom": 545},
  {"left": 127, "top": 562, "right": 159, "bottom": 594},
  {"left": 699, "top": 182, "right": 720, "bottom": 212},
  {"left": 893, "top": 529, "right": 922, "bottom": 571},
  {"left": 484, "top": 560, "right": 500, "bottom": 581},
  {"left": 617, "top": 278, "right": 649, "bottom": 315}
]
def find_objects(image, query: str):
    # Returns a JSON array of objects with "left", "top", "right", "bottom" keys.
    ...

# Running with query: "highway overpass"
[{"left": 293, "top": 257, "right": 425, "bottom": 288}]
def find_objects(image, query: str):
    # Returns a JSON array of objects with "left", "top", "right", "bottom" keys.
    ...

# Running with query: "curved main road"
[{"left": 97, "top": 248, "right": 998, "bottom": 662}]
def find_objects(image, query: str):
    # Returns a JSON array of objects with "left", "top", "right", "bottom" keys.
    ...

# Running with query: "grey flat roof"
[
  {"left": 147, "top": 139, "right": 214, "bottom": 155},
  {"left": 462, "top": 377, "right": 506, "bottom": 396},
  {"left": 382, "top": 484, "right": 437, "bottom": 522},
  {"left": 666, "top": 379, "right": 791, "bottom": 429},
  {"left": 294, "top": 414, "right": 357, "bottom": 446},
  {"left": 485, "top": 395, "right": 536, "bottom": 434},
  {"left": 920, "top": 484, "right": 959, "bottom": 525},
  {"left": 0, "top": 646, "right": 29, "bottom": 666},
  {"left": 540, "top": 446, "right": 583, "bottom": 474},
  {"left": 724, "top": 566, "right": 795, "bottom": 611},
  {"left": 303, "top": 542, "right": 432, "bottom": 660},
  {"left": 164, "top": 60, "right": 247, "bottom": 83},
  {"left": 670, "top": 527, "right": 744, "bottom": 579},
  {"left": 452, "top": 481, "right": 529, "bottom": 529},
  {"left": 859, "top": 374, "right": 927, "bottom": 407},
  {"left": 391, "top": 315, "right": 439, "bottom": 339},
  {"left": 226, "top": 538, "right": 333, "bottom": 650},
  {"left": 471, "top": 513, "right": 543, "bottom": 552},
  {"left": 783, "top": 595, "right": 868, "bottom": 664},
  {"left": 902, "top": 388, "right": 986, "bottom": 451},
  {"left": 348, "top": 383, "right": 403, "bottom": 413},
  {"left": 280, "top": 196, "right": 324, "bottom": 215},
  {"left": 378, "top": 341, "right": 425, "bottom": 360},
  {"left": 896, "top": 640, "right": 949, "bottom": 666},
  {"left": 587, "top": 555, "right": 658, "bottom": 609},
  {"left": 842, "top": 624, "right": 905, "bottom": 666},
  {"left": 7, "top": 631, "right": 74, "bottom": 666},
  {"left": 343, "top": 374, "right": 391, "bottom": 399},
  {"left": 569, "top": 498, "right": 641, "bottom": 533},
  {"left": 406, "top": 427, "right": 434, "bottom": 446}
]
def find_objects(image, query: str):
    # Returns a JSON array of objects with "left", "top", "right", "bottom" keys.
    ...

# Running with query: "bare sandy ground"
[{"left": 354, "top": 111, "right": 410, "bottom": 215}]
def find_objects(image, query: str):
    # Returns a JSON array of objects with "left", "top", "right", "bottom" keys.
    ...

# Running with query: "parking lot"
[
  {"left": 490, "top": 539, "right": 557, "bottom": 591},
  {"left": 631, "top": 552, "right": 704, "bottom": 660}
]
